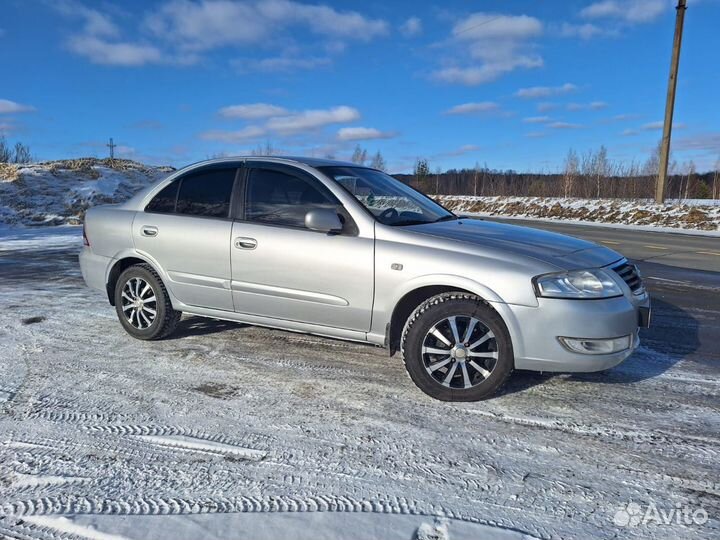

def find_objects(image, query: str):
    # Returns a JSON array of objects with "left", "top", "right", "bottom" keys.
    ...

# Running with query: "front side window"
[
  {"left": 245, "top": 168, "right": 340, "bottom": 229},
  {"left": 319, "top": 166, "right": 455, "bottom": 226},
  {"left": 175, "top": 168, "right": 236, "bottom": 218}
]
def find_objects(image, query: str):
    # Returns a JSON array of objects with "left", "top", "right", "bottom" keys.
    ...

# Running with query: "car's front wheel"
[
  {"left": 401, "top": 292, "right": 514, "bottom": 401},
  {"left": 114, "top": 263, "right": 181, "bottom": 340}
]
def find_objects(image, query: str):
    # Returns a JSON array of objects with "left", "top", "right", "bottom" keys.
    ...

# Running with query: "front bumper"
[{"left": 507, "top": 293, "right": 650, "bottom": 373}]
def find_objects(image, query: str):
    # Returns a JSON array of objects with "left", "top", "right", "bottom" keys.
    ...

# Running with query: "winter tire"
[
  {"left": 114, "top": 263, "right": 181, "bottom": 340},
  {"left": 401, "top": 292, "right": 514, "bottom": 401}
]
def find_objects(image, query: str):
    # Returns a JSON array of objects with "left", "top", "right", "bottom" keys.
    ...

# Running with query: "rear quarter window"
[{"left": 145, "top": 181, "right": 178, "bottom": 213}]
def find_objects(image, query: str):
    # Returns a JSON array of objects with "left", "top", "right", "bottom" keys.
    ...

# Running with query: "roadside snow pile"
[
  {"left": 437, "top": 196, "right": 720, "bottom": 232},
  {"left": 0, "top": 158, "right": 174, "bottom": 226}
]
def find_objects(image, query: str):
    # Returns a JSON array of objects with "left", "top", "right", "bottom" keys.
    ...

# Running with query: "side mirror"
[{"left": 305, "top": 208, "right": 343, "bottom": 233}]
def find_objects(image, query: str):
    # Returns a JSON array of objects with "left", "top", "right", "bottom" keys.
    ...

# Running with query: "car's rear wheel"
[
  {"left": 401, "top": 292, "right": 514, "bottom": 401},
  {"left": 114, "top": 264, "right": 181, "bottom": 340}
]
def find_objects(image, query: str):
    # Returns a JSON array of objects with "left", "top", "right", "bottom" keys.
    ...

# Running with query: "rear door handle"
[
  {"left": 141, "top": 225, "right": 158, "bottom": 237},
  {"left": 234, "top": 237, "right": 257, "bottom": 249}
]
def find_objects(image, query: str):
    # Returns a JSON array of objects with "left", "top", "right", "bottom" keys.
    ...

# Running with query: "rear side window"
[
  {"left": 146, "top": 181, "right": 178, "bottom": 213},
  {"left": 175, "top": 169, "right": 237, "bottom": 218},
  {"left": 245, "top": 168, "right": 339, "bottom": 228}
]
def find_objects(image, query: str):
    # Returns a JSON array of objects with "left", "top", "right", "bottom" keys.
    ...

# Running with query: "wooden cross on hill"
[{"left": 107, "top": 138, "right": 117, "bottom": 159}]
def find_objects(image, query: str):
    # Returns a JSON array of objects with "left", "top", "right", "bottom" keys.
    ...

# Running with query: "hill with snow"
[{"left": 0, "top": 158, "right": 174, "bottom": 226}]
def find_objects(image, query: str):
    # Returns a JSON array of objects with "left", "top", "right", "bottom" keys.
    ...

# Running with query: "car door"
[
  {"left": 230, "top": 163, "right": 374, "bottom": 331},
  {"left": 133, "top": 166, "right": 238, "bottom": 312}
]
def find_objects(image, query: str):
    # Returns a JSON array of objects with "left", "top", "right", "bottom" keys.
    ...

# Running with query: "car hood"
[{"left": 404, "top": 218, "right": 623, "bottom": 270}]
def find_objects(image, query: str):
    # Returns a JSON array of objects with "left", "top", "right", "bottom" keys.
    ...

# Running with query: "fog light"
[{"left": 558, "top": 335, "right": 632, "bottom": 355}]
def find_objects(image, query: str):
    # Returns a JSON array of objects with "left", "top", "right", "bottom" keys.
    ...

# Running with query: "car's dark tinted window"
[
  {"left": 246, "top": 168, "right": 339, "bottom": 228},
  {"left": 146, "top": 181, "right": 178, "bottom": 213},
  {"left": 175, "top": 168, "right": 236, "bottom": 218}
]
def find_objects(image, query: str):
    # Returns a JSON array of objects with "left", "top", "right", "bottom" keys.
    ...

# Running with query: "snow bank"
[
  {"left": 0, "top": 159, "right": 173, "bottom": 226},
  {"left": 437, "top": 195, "right": 720, "bottom": 232}
]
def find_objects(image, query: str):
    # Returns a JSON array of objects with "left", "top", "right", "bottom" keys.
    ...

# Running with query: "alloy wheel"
[
  {"left": 421, "top": 315, "right": 498, "bottom": 389},
  {"left": 121, "top": 277, "right": 157, "bottom": 330}
]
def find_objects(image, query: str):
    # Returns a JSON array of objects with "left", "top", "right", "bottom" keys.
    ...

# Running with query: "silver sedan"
[{"left": 79, "top": 157, "right": 651, "bottom": 401}]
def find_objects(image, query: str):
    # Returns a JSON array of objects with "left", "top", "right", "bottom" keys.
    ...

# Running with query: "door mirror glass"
[{"left": 305, "top": 209, "right": 343, "bottom": 233}]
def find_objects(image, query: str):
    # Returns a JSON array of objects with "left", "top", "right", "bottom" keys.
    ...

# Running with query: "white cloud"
[
  {"left": 145, "top": 0, "right": 388, "bottom": 52},
  {"left": 580, "top": 0, "right": 667, "bottom": 23},
  {"left": 400, "top": 16, "right": 423, "bottom": 37},
  {"left": 673, "top": 132, "right": 720, "bottom": 152},
  {"left": 548, "top": 121, "right": 583, "bottom": 129},
  {"left": 248, "top": 56, "right": 331, "bottom": 72},
  {"left": 566, "top": 101, "right": 608, "bottom": 110},
  {"left": 201, "top": 125, "right": 267, "bottom": 142},
  {"left": 523, "top": 116, "right": 551, "bottom": 123},
  {"left": 267, "top": 106, "right": 360, "bottom": 134},
  {"left": 641, "top": 121, "right": 664, "bottom": 130},
  {"left": 559, "top": 22, "right": 605, "bottom": 39},
  {"left": 433, "top": 144, "right": 481, "bottom": 159},
  {"left": 0, "top": 121, "right": 16, "bottom": 134},
  {"left": 0, "top": 99, "right": 35, "bottom": 114},
  {"left": 447, "top": 144, "right": 480, "bottom": 156},
  {"left": 444, "top": 102, "right": 499, "bottom": 115},
  {"left": 515, "top": 83, "right": 578, "bottom": 98},
  {"left": 432, "top": 12, "right": 543, "bottom": 86},
  {"left": 219, "top": 103, "right": 289, "bottom": 120},
  {"left": 622, "top": 128, "right": 639, "bottom": 136},
  {"left": 337, "top": 127, "right": 395, "bottom": 141},
  {"left": 67, "top": 36, "right": 163, "bottom": 66},
  {"left": 537, "top": 102, "right": 558, "bottom": 112},
  {"left": 55, "top": 0, "right": 120, "bottom": 38},
  {"left": 641, "top": 120, "right": 686, "bottom": 130},
  {"left": 525, "top": 131, "right": 546, "bottom": 138}
]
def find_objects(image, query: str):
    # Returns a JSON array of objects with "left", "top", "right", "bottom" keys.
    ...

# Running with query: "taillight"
[{"left": 83, "top": 223, "right": 90, "bottom": 246}]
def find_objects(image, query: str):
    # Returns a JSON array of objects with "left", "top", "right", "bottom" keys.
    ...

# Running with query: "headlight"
[{"left": 533, "top": 269, "right": 623, "bottom": 299}]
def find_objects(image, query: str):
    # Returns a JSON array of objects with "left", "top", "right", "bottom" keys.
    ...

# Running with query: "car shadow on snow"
[
  {"left": 165, "top": 316, "right": 247, "bottom": 340},
  {"left": 502, "top": 298, "right": 699, "bottom": 395}
]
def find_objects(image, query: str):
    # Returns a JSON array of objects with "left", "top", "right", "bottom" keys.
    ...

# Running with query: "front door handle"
[
  {"left": 234, "top": 237, "right": 257, "bottom": 249},
  {"left": 141, "top": 225, "right": 158, "bottom": 237}
]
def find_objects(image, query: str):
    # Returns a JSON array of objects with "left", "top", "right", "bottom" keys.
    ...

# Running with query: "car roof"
[{"left": 181, "top": 155, "right": 361, "bottom": 170}]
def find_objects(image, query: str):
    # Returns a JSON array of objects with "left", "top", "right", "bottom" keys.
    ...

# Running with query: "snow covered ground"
[
  {"left": 0, "top": 226, "right": 718, "bottom": 540},
  {"left": 438, "top": 196, "right": 720, "bottom": 233}
]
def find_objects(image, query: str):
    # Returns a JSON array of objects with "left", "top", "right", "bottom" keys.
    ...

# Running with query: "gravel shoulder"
[{"left": 0, "top": 227, "right": 718, "bottom": 539}]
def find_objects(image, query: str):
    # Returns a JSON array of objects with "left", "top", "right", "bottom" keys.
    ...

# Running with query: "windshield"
[{"left": 319, "top": 166, "right": 455, "bottom": 226}]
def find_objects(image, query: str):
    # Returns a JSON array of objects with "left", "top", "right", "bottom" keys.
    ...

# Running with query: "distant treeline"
[
  {"left": 394, "top": 145, "right": 719, "bottom": 200},
  {"left": 394, "top": 169, "right": 719, "bottom": 200}
]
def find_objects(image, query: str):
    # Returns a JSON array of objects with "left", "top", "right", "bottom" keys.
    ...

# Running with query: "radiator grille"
[{"left": 612, "top": 261, "right": 644, "bottom": 294}]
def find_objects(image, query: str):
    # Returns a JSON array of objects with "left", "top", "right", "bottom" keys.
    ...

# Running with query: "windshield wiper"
[{"left": 433, "top": 214, "right": 458, "bottom": 223}]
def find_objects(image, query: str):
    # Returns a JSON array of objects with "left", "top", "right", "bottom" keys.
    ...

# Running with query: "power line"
[{"left": 453, "top": 15, "right": 504, "bottom": 37}]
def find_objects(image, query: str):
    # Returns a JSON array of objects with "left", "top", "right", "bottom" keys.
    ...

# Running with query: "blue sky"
[{"left": 1, "top": 0, "right": 719, "bottom": 172}]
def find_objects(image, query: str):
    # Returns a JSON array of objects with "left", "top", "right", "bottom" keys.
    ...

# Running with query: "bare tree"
[
  {"left": 594, "top": 145, "right": 608, "bottom": 198},
  {"left": 351, "top": 145, "right": 368, "bottom": 165},
  {"left": 562, "top": 149, "right": 579, "bottom": 198},
  {"left": 713, "top": 157, "right": 720, "bottom": 199},
  {"left": 370, "top": 150, "right": 386, "bottom": 171},
  {"left": 0, "top": 136, "right": 11, "bottom": 163},
  {"left": 12, "top": 142, "right": 32, "bottom": 164}
]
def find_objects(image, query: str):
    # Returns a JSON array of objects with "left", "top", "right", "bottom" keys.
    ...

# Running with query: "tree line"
[{"left": 399, "top": 145, "right": 720, "bottom": 201}]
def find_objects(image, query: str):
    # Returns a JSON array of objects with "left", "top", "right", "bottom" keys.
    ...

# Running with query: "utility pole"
[
  {"left": 656, "top": 0, "right": 687, "bottom": 204},
  {"left": 106, "top": 137, "right": 117, "bottom": 160}
]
